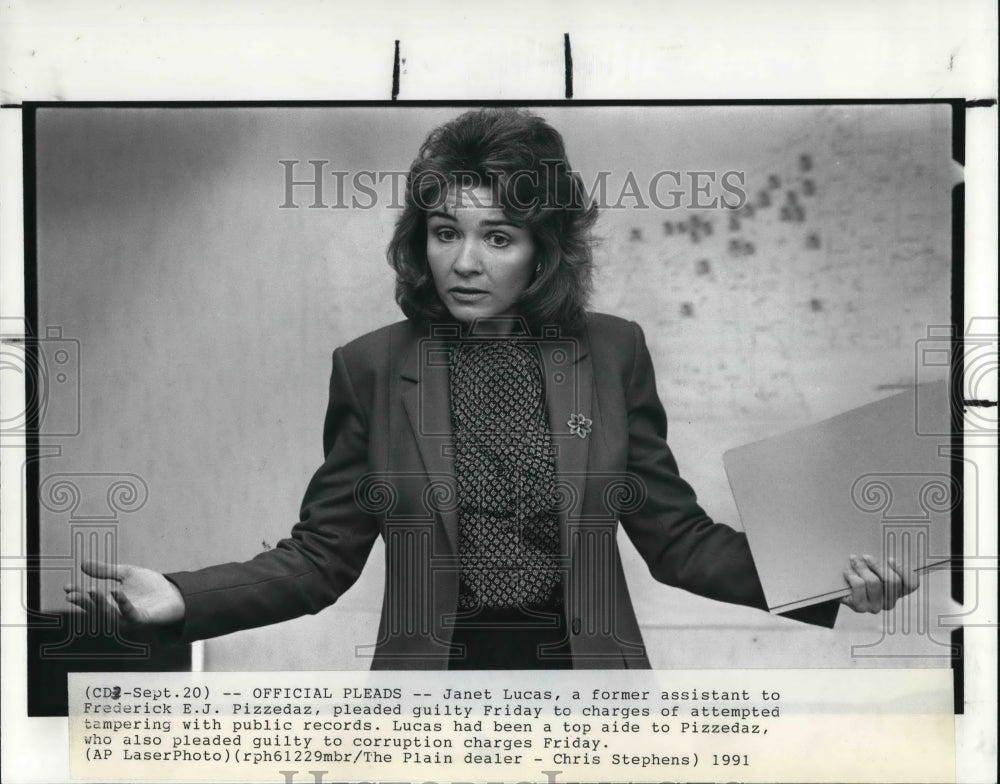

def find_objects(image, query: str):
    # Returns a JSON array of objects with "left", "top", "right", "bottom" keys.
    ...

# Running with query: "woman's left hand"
[{"left": 841, "top": 554, "right": 919, "bottom": 613}]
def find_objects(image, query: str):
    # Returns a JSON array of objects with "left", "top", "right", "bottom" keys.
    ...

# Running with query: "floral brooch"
[{"left": 567, "top": 413, "right": 593, "bottom": 439}]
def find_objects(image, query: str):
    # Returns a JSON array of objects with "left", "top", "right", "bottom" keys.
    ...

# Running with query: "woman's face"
[{"left": 426, "top": 186, "right": 536, "bottom": 324}]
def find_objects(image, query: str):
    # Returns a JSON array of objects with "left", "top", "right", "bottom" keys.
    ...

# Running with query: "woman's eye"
[
  {"left": 434, "top": 227, "right": 458, "bottom": 242},
  {"left": 485, "top": 233, "right": 511, "bottom": 248}
]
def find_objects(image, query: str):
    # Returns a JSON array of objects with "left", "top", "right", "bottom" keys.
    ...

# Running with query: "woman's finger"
[
  {"left": 86, "top": 588, "right": 121, "bottom": 625},
  {"left": 889, "top": 557, "right": 920, "bottom": 596},
  {"left": 845, "top": 555, "right": 878, "bottom": 612},
  {"left": 842, "top": 563, "right": 870, "bottom": 612},
  {"left": 110, "top": 587, "right": 139, "bottom": 624},
  {"left": 65, "top": 589, "right": 96, "bottom": 615},
  {"left": 851, "top": 556, "right": 882, "bottom": 613},
  {"left": 862, "top": 554, "right": 901, "bottom": 610},
  {"left": 81, "top": 559, "right": 123, "bottom": 582}
]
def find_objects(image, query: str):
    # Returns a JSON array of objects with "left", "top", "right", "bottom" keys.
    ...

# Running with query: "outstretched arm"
[{"left": 66, "top": 346, "right": 380, "bottom": 642}]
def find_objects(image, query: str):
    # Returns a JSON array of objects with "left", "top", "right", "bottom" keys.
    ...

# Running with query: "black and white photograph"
[
  {"left": 31, "top": 101, "right": 955, "bottom": 671},
  {"left": 0, "top": 4, "right": 996, "bottom": 784}
]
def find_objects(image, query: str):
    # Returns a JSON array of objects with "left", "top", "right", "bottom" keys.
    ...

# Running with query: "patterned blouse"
[{"left": 449, "top": 338, "right": 563, "bottom": 611}]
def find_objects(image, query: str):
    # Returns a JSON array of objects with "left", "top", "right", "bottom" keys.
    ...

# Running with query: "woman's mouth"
[{"left": 449, "top": 287, "right": 488, "bottom": 302}]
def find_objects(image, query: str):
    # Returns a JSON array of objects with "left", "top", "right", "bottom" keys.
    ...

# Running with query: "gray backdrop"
[{"left": 35, "top": 105, "right": 955, "bottom": 669}]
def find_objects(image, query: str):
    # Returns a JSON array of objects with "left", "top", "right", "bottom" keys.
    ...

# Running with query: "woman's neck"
[{"left": 462, "top": 316, "right": 531, "bottom": 338}]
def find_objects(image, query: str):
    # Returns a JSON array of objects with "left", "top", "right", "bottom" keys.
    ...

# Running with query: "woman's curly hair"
[{"left": 387, "top": 108, "right": 598, "bottom": 332}]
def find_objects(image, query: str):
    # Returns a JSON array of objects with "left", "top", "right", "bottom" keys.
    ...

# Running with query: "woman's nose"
[{"left": 452, "top": 239, "right": 482, "bottom": 274}]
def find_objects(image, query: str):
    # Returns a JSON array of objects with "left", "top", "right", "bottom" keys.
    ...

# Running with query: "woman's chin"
[{"left": 446, "top": 303, "right": 499, "bottom": 323}]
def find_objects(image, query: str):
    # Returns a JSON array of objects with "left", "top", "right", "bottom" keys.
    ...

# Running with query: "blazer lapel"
[
  {"left": 399, "top": 324, "right": 595, "bottom": 554},
  {"left": 539, "top": 330, "right": 593, "bottom": 530},
  {"left": 400, "top": 328, "right": 460, "bottom": 553}
]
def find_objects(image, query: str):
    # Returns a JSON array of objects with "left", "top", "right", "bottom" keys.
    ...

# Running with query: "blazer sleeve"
[
  {"left": 164, "top": 346, "right": 380, "bottom": 643},
  {"left": 616, "top": 321, "right": 839, "bottom": 628}
]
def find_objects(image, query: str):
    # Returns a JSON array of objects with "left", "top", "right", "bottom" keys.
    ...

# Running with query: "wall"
[{"left": 35, "top": 105, "right": 956, "bottom": 668}]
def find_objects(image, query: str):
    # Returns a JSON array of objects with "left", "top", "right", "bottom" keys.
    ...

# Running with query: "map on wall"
[{"left": 591, "top": 105, "right": 957, "bottom": 432}]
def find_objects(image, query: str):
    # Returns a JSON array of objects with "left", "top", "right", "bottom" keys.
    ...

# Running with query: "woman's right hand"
[{"left": 64, "top": 559, "right": 185, "bottom": 628}]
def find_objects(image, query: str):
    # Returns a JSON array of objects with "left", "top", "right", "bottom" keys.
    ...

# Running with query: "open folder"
[{"left": 723, "top": 381, "right": 954, "bottom": 613}]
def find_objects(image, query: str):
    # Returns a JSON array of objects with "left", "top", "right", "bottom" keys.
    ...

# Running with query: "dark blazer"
[{"left": 167, "top": 313, "right": 837, "bottom": 669}]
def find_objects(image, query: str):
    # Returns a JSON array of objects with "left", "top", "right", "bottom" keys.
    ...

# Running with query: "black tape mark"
[
  {"left": 965, "top": 99, "right": 997, "bottom": 108},
  {"left": 962, "top": 399, "right": 998, "bottom": 408},
  {"left": 952, "top": 627, "right": 964, "bottom": 714},
  {"left": 564, "top": 33, "right": 573, "bottom": 99},
  {"left": 392, "top": 40, "right": 401, "bottom": 101}
]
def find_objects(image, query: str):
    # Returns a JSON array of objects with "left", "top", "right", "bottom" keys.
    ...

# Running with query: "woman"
[{"left": 66, "top": 108, "right": 917, "bottom": 669}]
